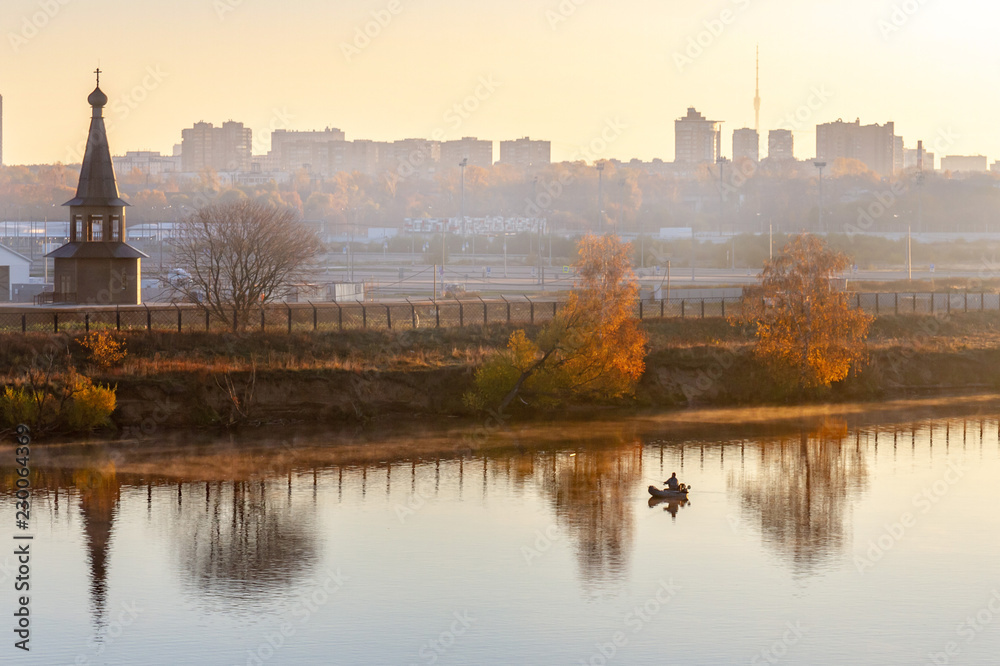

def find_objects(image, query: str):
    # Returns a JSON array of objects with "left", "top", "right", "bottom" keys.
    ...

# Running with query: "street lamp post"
[
  {"left": 813, "top": 161, "right": 827, "bottom": 232},
  {"left": 717, "top": 156, "right": 728, "bottom": 236}
]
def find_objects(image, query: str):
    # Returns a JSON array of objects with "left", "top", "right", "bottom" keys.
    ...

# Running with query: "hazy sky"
[{"left": 3, "top": 0, "right": 997, "bottom": 166}]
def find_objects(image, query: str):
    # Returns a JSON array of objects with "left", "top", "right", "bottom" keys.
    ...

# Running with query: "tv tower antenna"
[{"left": 753, "top": 45, "right": 760, "bottom": 133}]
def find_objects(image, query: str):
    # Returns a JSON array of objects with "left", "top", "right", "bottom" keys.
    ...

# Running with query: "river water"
[{"left": 4, "top": 398, "right": 1000, "bottom": 665}]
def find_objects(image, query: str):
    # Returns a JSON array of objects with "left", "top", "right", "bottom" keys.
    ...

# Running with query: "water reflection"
[
  {"left": 728, "top": 420, "right": 869, "bottom": 577},
  {"left": 75, "top": 462, "right": 120, "bottom": 636},
  {"left": 648, "top": 496, "right": 690, "bottom": 520},
  {"left": 170, "top": 478, "right": 319, "bottom": 605},
  {"left": 530, "top": 445, "right": 643, "bottom": 593}
]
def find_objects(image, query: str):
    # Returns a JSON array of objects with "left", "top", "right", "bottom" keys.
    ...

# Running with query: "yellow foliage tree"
[
  {"left": 738, "top": 234, "right": 873, "bottom": 387},
  {"left": 469, "top": 234, "right": 648, "bottom": 414}
]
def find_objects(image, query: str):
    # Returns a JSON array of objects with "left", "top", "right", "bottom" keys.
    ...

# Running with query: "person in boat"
[{"left": 665, "top": 473, "right": 680, "bottom": 491}]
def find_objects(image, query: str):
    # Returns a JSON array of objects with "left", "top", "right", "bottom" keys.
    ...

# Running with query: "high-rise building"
[
  {"left": 382, "top": 139, "right": 441, "bottom": 178},
  {"left": 733, "top": 128, "right": 759, "bottom": 162},
  {"left": 815, "top": 119, "right": 895, "bottom": 177},
  {"left": 893, "top": 136, "right": 904, "bottom": 174},
  {"left": 499, "top": 137, "right": 551, "bottom": 169},
  {"left": 440, "top": 137, "right": 493, "bottom": 169},
  {"left": 48, "top": 74, "right": 146, "bottom": 305},
  {"left": 181, "top": 120, "right": 252, "bottom": 172},
  {"left": 767, "top": 129, "right": 794, "bottom": 161},
  {"left": 675, "top": 107, "right": 721, "bottom": 164},
  {"left": 940, "top": 155, "right": 988, "bottom": 173},
  {"left": 269, "top": 127, "right": 346, "bottom": 173},
  {"left": 0, "top": 94, "right": 4, "bottom": 166}
]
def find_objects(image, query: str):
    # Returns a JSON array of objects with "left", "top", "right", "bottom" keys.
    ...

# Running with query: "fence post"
[
  {"left": 681, "top": 299, "right": 685, "bottom": 318},
  {"left": 500, "top": 295, "right": 510, "bottom": 323},
  {"left": 144, "top": 304, "right": 151, "bottom": 331},
  {"left": 435, "top": 302, "right": 440, "bottom": 328},
  {"left": 913, "top": 293, "right": 917, "bottom": 313},
  {"left": 175, "top": 304, "right": 182, "bottom": 333},
  {"left": 310, "top": 301, "right": 317, "bottom": 331},
  {"left": 721, "top": 299, "right": 726, "bottom": 318},
  {"left": 116, "top": 305, "right": 121, "bottom": 331},
  {"left": 639, "top": 299, "right": 643, "bottom": 320},
  {"left": 660, "top": 299, "right": 664, "bottom": 318},
  {"left": 458, "top": 300, "right": 464, "bottom": 327},
  {"left": 53, "top": 313, "right": 58, "bottom": 333},
  {"left": 261, "top": 308, "right": 266, "bottom": 331},
  {"left": 894, "top": 293, "right": 898, "bottom": 316},
  {"left": 362, "top": 303, "right": 367, "bottom": 329},
  {"left": 875, "top": 295, "right": 879, "bottom": 317},
  {"left": 700, "top": 299, "right": 705, "bottom": 319},
  {"left": 527, "top": 296, "right": 534, "bottom": 325},
  {"left": 85, "top": 313, "right": 90, "bottom": 333},
  {"left": 552, "top": 301, "right": 557, "bottom": 319},
  {"left": 337, "top": 302, "right": 343, "bottom": 331},
  {"left": 386, "top": 305, "right": 392, "bottom": 330},
  {"left": 406, "top": 298, "right": 416, "bottom": 328},
  {"left": 477, "top": 296, "right": 488, "bottom": 327},
  {"left": 21, "top": 314, "right": 26, "bottom": 333},
  {"left": 287, "top": 304, "right": 293, "bottom": 334},
  {"left": 856, "top": 293, "right": 861, "bottom": 309}
]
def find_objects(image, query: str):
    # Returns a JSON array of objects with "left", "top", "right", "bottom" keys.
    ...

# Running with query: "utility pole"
[
  {"left": 917, "top": 139, "right": 924, "bottom": 234},
  {"left": 717, "top": 156, "right": 728, "bottom": 236},
  {"left": 907, "top": 226, "right": 912, "bottom": 281},
  {"left": 596, "top": 162, "right": 605, "bottom": 232}
]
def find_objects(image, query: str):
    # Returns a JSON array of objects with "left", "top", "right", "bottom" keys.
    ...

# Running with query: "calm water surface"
[{"left": 5, "top": 401, "right": 1000, "bottom": 665}]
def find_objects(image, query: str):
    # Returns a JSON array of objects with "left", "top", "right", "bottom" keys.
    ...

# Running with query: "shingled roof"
[{"left": 63, "top": 84, "right": 130, "bottom": 208}]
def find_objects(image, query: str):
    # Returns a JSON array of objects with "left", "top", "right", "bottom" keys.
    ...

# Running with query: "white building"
[{"left": 0, "top": 244, "right": 31, "bottom": 302}]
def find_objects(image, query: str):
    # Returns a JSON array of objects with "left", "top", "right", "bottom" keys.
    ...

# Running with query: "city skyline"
[{"left": 2, "top": 0, "right": 998, "bottom": 166}]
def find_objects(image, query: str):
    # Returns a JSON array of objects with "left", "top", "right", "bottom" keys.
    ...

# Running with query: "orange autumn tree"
[
  {"left": 468, "top": 234, "right": 648, "bottom": 414},
  {"left": 738, "top": 233, "right": 873, "bottom": 387}
]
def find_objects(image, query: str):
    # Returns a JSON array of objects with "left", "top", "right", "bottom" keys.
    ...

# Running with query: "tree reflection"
[
  {"left": 532, "top": 445, "right": 642, "bottom": 593},
  {"left": 172, "top": 479, "right": 318, "bottom": 603},
  {"left": 729, "top": 420, "right": 868, "bottom": 577}
]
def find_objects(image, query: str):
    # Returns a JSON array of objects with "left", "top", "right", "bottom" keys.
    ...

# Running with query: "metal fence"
[{"left": 0, "top": 292, "right": 995, "bottom": 334}]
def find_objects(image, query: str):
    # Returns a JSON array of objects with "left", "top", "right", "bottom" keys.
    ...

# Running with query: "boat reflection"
[{"left": 647, "top": 495, "right": 689, "bottom": 520}]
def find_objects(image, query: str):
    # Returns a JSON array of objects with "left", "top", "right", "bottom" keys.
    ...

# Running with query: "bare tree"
[{"left": 170, "top": 200, "right": 320, "bottom": 330}]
